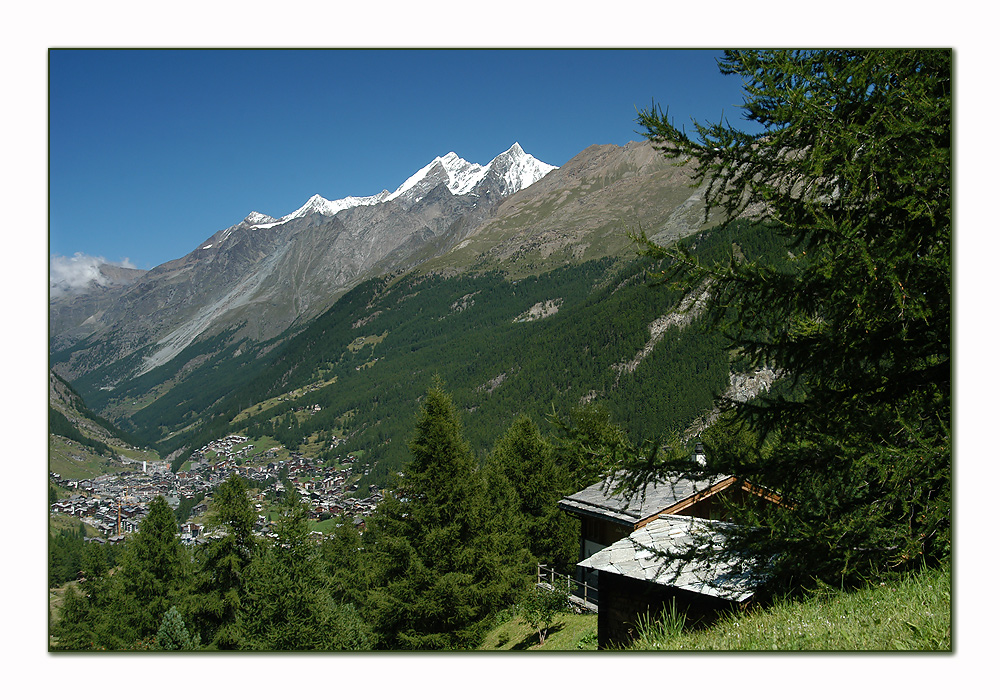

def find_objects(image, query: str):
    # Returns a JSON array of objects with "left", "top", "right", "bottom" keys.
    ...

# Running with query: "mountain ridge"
[
  {"left": 50, "top": 143, "right": 556, "bottom": 386},
  {"left": 49, "top": 140, "right": 722, "bottom": 441}
]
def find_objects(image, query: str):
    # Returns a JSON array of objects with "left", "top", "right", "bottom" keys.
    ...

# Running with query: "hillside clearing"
[
  {"left": 479, "top": 610, "right": 598, "bottom": 651},
  {"left": 476, "top": 567, "right": 950, "bottom": 652},
  {"left": 630, "top": 566, "right": 950, "bottom": 651}
]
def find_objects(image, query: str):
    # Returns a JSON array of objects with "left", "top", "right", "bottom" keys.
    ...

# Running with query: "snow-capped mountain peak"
[
  {"left": 250, "top": 143, "right": 557, "bottom": 228},
  {"left": 387, "top": 144, "right": 555, "bottom": 202},
  {"left": 485, "top": 143, "right": 557, "bottom": 197},
  {"left": 244, "top": 211, "right": 278, "bottom": 226},
  {"left": 438, "top": 152, "right": 489, "bottom": 196},
  {"left": 385, "top": 151, "right": 486, "bottom": 201},
  {"left": 279, "top": 191, "right": 391, "bottom": 223}
]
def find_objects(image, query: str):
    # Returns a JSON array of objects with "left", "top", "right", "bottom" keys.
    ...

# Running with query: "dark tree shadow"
[{"left": 510, "top": 622, "right": 566, "bottom": 650}]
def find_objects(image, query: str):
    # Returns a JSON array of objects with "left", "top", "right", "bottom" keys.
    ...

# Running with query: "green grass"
[
  {"left": 630, "top": 566, "right": 951, "bottom": 651},
  {"left": 49, "top": 435, "right": 129, "bottom": 481},
  {"left": 348, "top": 331, "right": 388, "bottom": 353},
  {"left": 49, "top": 513, "right": 102, "bottom": 538},
  {"left": 231, "top": 378, "right": 340, "bottom": 424},
  {"left": 477, "top": 568, "right": 949, "bottom": 652},
  {"left": 479, "top": 609, "right": 598, "bottom": 651},
  {"left": 308, "top": 517, "right": 342, "bottom": 534}
]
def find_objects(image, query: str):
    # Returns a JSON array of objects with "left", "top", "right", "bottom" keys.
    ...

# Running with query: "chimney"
[{"left": 693, "top": 443, "right": 707, "bottom": 466}]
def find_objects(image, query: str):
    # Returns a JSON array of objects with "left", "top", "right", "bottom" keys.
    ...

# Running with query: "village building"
[
  {"left": 578, "top": 513, "right": 759, "bottom": 648},
  {"left": 557, "top": 463, "right": 780, "bottom": 649},
  {"left": 557, "top": 471, "right": 744, "bottom": 566}
]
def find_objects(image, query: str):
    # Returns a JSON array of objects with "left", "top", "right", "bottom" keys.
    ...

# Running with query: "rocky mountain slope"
[
  {"left": 49, "top": 139, "right": 723, "bottom": 436},
  {"left": 424, "top": 140, "right": 722, "bottom": 276},
  {"left": 49, "top": 262, "right": 148, "bottom": 345},
  {"left": 49, "top": 370, "right": 140, "bottom": 451},
  {"left": 49, "top": 144, "right": 555, "bottom": 388}
]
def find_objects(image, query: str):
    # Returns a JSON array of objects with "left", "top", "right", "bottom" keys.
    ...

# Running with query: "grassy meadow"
[{"left": 478, "top": 566, "right": 950, "bottom": 652}]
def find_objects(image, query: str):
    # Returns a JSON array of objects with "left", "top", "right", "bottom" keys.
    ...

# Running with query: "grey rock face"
[
  {"left": 49, "top": 145, "right": 557, "bottom": 387},
  {"left": 49, "top": 140, "right": 720, "bottom": 414}
]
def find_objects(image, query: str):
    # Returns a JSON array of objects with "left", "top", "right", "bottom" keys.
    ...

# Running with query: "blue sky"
[{"left": 49, "top": 49, "right": 759, "bottom": 272}]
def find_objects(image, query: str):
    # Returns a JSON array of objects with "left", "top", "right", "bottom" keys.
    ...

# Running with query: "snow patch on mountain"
[
  {"left": 488, "top": 143, "right": 558, "bottom": 196},
  {"left": 279, "top": 191, "right": 392, "bottom": 223},
  {"left": 256, "top": 143, "right": 556, "bottom": 229},
  {"left": 245, "top": 211, "right": 278, "bottom": 225}
]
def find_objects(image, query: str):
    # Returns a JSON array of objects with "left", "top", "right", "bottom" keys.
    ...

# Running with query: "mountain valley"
[{"left": 49, "top": 138, "right": 762, "bottom": 490}]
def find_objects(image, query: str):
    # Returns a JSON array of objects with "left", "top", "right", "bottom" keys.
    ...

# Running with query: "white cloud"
[{"left": 49, "top": 252, "right": 135, "bottom": 298}]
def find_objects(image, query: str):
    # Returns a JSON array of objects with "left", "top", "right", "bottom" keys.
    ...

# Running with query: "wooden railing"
[{"left": 536, "top": 563, "right": 598, "bottom": 609}]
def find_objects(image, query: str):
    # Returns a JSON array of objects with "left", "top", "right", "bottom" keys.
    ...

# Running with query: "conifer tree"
[
  {"left": 365, "top": 380, "right": 524, "bottom": 649},
  {"left": 156, "top": 605, "right": 200, "bottom": 650},
  {"left": 50, "top": 544, "right": 116, "bottom": 650},
  {"left": 321, "top": 514, "right": 369, "bottom": 611},
  {"left": 551, "top": 403, "right": 634, "bottom": 491},
  {"left": 188, "top": 473, "right": 258, "bottom": 649},
  {"left": 632, "top": 49, "right": 951, "bottom": 591},
  {"left": 485, "top": 415, "right": 576, "bottom": 572},
  {"left": 239, "top": 492, "right": 372, "bottom": 651},
  {"left": 110, "top": 495, "right": 192, "bottom": 647},
  {"left": 471, "top": 448, "right": 533, "bottom": 620}
]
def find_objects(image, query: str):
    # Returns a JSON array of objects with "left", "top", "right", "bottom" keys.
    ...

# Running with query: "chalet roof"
[
  {"left": 578, "top": 514, "right": 758, "bottom": 602},
  {"left": 557, "top": 473, "right": 733, "bottom": 526}
]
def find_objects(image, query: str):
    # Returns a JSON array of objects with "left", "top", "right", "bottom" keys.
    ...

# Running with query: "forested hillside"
[
  {"left": 95, "top": 220, "right": 790, "bottom": 489},
  {"left": 48, "top": 369, "right": 155, "bottom": 484}
]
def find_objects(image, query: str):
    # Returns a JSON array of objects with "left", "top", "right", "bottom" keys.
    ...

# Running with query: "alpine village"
[{"left": 48, "top": 50, "right": 952, "bottom": 653}]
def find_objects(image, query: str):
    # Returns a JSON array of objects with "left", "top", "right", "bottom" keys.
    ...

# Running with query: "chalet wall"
[
  {"left": 595, "top": 570, "right": 739, "bottom": 650},
  {"left": 663, "top": 483, "right": 761, "bottom": 523},
  {"left": 582, "top": 516, "right": 631, "bottom": 550}
]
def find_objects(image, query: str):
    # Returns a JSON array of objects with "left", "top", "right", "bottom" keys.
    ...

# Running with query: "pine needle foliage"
[
  {"left": 239, "top": 492, "right": 373, "bottom": 651},
  {"left": 484, "top": 415, "right": 577, "bottom": 571},
  {"left": 156, "top": 605, "right": 200, "bottom": 650},
  {"left": 111, "top": 496, "right": 192, "bottom": 646},
  {"left": 632, "top": 49, "right": 951, "bottom": 592},
  {"left": 188, "top": 473, "right": 258, "bottom": 649},
  {"left": 365, "top": 380, "right": 529, "bottom": 649}
]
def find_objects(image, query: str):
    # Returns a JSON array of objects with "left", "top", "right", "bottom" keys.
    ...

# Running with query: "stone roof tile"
[
  {"left": 557, "top": 472, "right": 732, "bottom": 525},
  {"left": 579, "top": 514, "right": 759, "bottom": 602}
]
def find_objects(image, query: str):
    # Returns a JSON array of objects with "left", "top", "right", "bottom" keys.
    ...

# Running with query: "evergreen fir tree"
[
  {"left": 485, "top": 415, "right": 576, "bottom": 572},
  {"left": 321, "top": 515, "right": 369, "bottom": 611},
  {"left": 239, "top": 492, "right": 372, "bottom": 651},
  {"left": 156, "top": 605, "right": 199, "bottom": 650},
  {"left": 110, "top": 495, "right": 192, "bottom": 647},
  {"left": 551, "top": 403, "right": 634, "bottom": 492},
  {"left": 50, "top": 544, "right": 116, "bottom": 650},
  {"left": 365, "top": 380, "right": 525, "bottom": 649},
  {"left": 188, "top": 473, "right": 258, "bottom": 649},
  {"left": 470, "top": 449, "right": 534, "bottom": 627},
  {"left": 632, "top": 49, "right": 951, "bottom": 591}
]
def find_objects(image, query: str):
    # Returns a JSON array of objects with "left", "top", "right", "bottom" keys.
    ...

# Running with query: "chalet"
[
  {"left": 181, "top": 522, "right": 204, "bottom": 538},
  {"left": 558, "top": 468, "right": 781, "bottom": 649},
  {"left": 557, "top": 472, "right": 742, "bottom": 567},
  {"left": 578, "top": 514, "right": 759, "bottom": 649}
]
